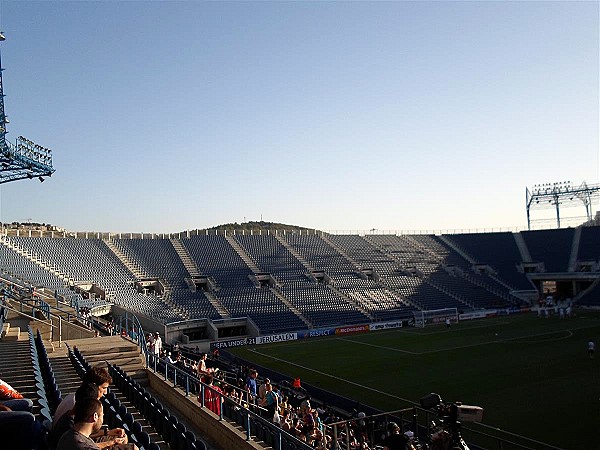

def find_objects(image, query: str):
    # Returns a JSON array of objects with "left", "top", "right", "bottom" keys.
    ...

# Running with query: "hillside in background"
[{"left": 196, "top": 221, "right": 319, "bottom": 234}]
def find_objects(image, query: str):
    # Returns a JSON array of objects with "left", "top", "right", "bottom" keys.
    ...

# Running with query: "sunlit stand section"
[{"left": 0, "top": 32, "right": 55, "bottom": 184}]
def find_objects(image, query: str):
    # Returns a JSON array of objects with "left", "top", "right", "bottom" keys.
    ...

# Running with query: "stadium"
[{"left": 0, "top": 3, "right": 599, "bottom": 450}]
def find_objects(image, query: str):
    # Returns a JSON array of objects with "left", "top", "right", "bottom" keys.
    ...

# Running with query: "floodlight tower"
[
  {"left": 525, "top": 181, "right": 600, "bottom": 229},
  {"left": 0, "top": 33, "right": 55, "bottom": 184}
]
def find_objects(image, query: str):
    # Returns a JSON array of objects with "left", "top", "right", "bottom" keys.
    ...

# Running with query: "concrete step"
[
  {"left": 1, "top": 321, "right": 10, "bottom": 339},
  {"left": 112, "top": 390, "right": 169, "bottom": 450},
  {"left": 0, "top": 339, "right": 41, "bottom": 415},
  {"left": 84, "top": 349, "right": 141, "bottom": 364},
  {"left": 48, "top": 350, "right": 84, "bottom": 397},
  {"left": 3, "top": 325, "right": 21, "bottom": 341}
]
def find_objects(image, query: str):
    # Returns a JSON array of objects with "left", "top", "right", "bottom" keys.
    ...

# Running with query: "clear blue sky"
[{"left": 0, "top": 1, "right": 597, "bottom": 233}]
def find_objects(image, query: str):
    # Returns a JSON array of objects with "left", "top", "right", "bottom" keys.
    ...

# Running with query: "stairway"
[
  {"left": 327, "top": 284, "right": 374, "bottom": 321},
  {"left": 320, "top": 234, "right": 363, "bottom": 270},
  {"left": 274, "top": 235, "right": 315, "bottom": 272},
  {"left": 0, "top": 235, "right": 71, "bottom": 283},
  {"left": 170, "top": 239, "right": 202, "bottom": 278},
  {"left": 513, "top": 232, "right": 532, "bottom": 263},
  {"left": 438, "top": 235, "right": 475, "bottom": 264},
  {"left": 203, "top": 291, "right": 231, "bottom": 319},
  {"left": 104, "top": 239, "right": 147, "bottom": 279},
  {"left": 269, "top": 287, "right": 312, "bottom": 328},
  {"left": 568, "top": 227, "right": 582, "bottom": 272},
  {"left": 225, "top": 236, "right": 261, "bottom": 273},
  {"left": 66, "top": 335, "right": 147, "bottom": 380},
  {"left": 0, "top": 329, "right": 41, "bottom": 415},
  {"left": 48, "top": 347, "right": 86, "bottom": 401},
  {"left": 60, "top": 336, "right": 168, "bottom": 449}
]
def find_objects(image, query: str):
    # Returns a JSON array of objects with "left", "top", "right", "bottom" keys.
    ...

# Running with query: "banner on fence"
[
  {"left": 255, "top": 332, "right": 298, "bottom": 345},
  {"left": 369, "top": 320, "right": 403, "bottom": 331},
  {"left": 459, "top": 311, "right": 488, "bottom": 321},
  {"left": 297, "top": 328, "right": 336, "bottom": 339},
  {"left": 335, "top": 324, "right": 369, "bottom": 335},
  {"left": 210, "top": 337, "right": 256, "bottom": 350}
]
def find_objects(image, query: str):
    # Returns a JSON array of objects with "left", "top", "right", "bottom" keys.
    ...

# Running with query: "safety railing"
[{"left": 144, "top": 350, "right": 312, "bottom": 450}]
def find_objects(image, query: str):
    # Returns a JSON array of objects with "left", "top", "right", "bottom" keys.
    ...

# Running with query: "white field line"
[
  {"left": 246, "top": 347, "right": 419, "bottom": 406},
  {"left": 336, "top": 338, "right": 420, "bottom": 354},
  {"left": 495, "top": 329, "right": 574, "bottom": 344},
  {"left": 338, "top": 323, "right": 599, "bottom": 356},
  {"left": 391, "top": 319, "right": 511, "bottom": 336}
]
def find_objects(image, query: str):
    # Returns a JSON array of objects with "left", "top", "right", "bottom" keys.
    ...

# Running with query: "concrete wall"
[{"left": 146, "top": 370, "right": 263, "bottom": 450}]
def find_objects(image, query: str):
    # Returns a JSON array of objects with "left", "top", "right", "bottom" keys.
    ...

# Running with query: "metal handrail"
[{"left": 144, "top": 350, "right": 312, "bottom": 450}]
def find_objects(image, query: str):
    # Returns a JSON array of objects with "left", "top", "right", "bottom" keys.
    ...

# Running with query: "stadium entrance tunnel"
[
  {"left": 134, "top": 278, "right": 165, "bottom": 296},
  {"left": 185, "top": 276, "right": 217, "bottom": 292},
  {"left": 250, "top": 273, "right": 277, "bottom": 288},
  {"left": 164, "top": 317, "right": 257, "bottom": 350},
  {"left": 360, "top": 268, "right": 379, "bottom": 281},
  {"left": 308, "top": 270, "right": 332, "bottom": 284},
  {"left": 529, "top": 272, "right": 599, "bottom": 299},
  {"left": 74, "top": 283, "right": 105, "bottom": 300}
]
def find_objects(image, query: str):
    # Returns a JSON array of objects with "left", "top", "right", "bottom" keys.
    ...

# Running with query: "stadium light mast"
[
  {"left": 0, "top": 32, "right": 55, "bottom": 185},
  {"left": 525, "top": 181, "right": 600, "bottom": 229}
]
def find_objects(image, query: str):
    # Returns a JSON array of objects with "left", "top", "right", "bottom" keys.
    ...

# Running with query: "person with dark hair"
[
  {"left": 53, "top": 367, "right": 112, "bottom": 426},
  {"left": 382, "top": 422, "right": 409, "bottom": 450},
  {"left": 201, "top": 374, "right": 223, "bottom": 416},
  {"left": 56, "top": 397, "right": 104, "bottom": 450},
  {"left": 246, "top": 369, "right": 258, "bottom": 401},
  {"left": 53, "top": 366, "right": 132, "bottom": 450},
  {"left": 49, "top": 383, "right": 100, "bottom": 449}
]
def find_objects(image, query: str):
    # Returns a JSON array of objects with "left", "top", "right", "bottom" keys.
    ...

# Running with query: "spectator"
[
  {"left": 52, "top": 366, "right": 131, "bottom": 450},
  {"left": 258, "top": 377, "right": 271, "bottom": 402},
  {"left": 49, "top": 382, "right": 98, "bottom": 450},
  {"left": 246, "top": 369, "right": 258, "bottom": 401},
  {"left": 382, "top": 422, "right": 408, "bottom": 450},
  {"left": 196, "top": 353, "right": 216, "bottom": 381},
  {"left": 0, "top": 379, "right": 44, "bottom": 450},
  {"left": 201, "top": 375, "right": 223, "bottom": 417},
  {"left": 0, "top": 378, "right": 32, "bottom": 412},
  {"left": 260, "top": 382, "right": 279, "bottom": 421},
  {"left": 56, "top": 397, "right": 130, "bottom": 450},
  {"left": 152, "top": 332, "right": 162, "bottom": 356}
]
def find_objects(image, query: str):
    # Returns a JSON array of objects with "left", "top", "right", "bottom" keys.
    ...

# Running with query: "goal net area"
[{"left": 411, "top": 308, "right": 459, "bottom": 328}]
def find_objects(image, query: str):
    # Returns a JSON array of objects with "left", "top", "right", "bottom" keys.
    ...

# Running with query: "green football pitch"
[{"left": 229, "top": 311, "right": 600, "bottom": 450}]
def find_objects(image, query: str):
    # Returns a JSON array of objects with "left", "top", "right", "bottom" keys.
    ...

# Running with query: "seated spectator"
[
  {"left": 0, "top": 378, "right": 33, "bottom": 412},
  {"left": 56, "top": 397, "right": 105, "bottom": 450},
  {"left": 49, "top": 382, "right": 99, "bottom": 450},
  {"left": 53, "top": 366, "right": 132, "bottom": 450},
  {"left": 0, "top": 379, "right": 44, "bottom": 450}
]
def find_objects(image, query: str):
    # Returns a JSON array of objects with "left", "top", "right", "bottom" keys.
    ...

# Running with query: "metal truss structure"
[
  {"left": 0, "top": 33, "right": 55, "bottom": 185},
  {"left": 526, "top": 180, "right": 600, "bottom": 230}
]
